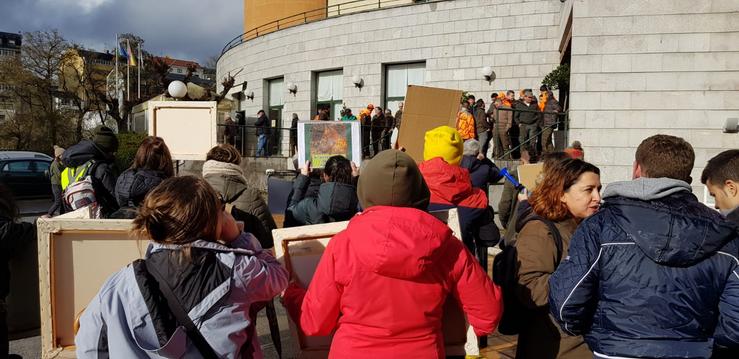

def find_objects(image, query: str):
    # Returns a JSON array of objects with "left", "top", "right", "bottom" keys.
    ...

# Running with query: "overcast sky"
[{"left": 2, "top": 0, "right": 243, "bottom": 65}]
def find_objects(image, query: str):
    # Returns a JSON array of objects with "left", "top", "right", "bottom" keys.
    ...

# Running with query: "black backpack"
[{"left": 492, "top": 212, "right": 563, "bottom": 335}]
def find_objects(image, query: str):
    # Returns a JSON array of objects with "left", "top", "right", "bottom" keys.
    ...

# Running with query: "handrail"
[{"left": 220, "top": 0, "right": 446, "bottom": 58}]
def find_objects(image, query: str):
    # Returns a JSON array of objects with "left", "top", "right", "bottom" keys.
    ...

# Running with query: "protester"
[
  {"left": 538, "top": 85, "right": 549, "bottom": 112},
  {"left": 76, "top": 176, "right": 288, "bottom": 358},
  {"left": 513, "top": 158, "right": 600, "bottom": 358},
  {"left": 549, "top": 135, "right": 739, "bottom": 358},
  {"left": 47, "top": 145, "right": 65, "bottom": 217},
  {"left": 340, "top": 108, "right": 356, "bottom": 121},
  {"left": 203, "top": 144, "right": 277, "bottom": 249},
  {"left": 467, "top": 94, "right": 477, "bottom": 112},
  {"left": 419, "top": 126, "right": 498, "bottom": 254},
  {"left": 702, "top": 149, "right": 739, "bottom": 224},
  {"left": 541, "top": 91, "right": 561, "bottom": 153},
  {"left": 382, "top": 109, "right": 394, "bottom": 150},
  {"left": 565, "top": 140, "right": 584, "bottom": 160},
  {"left": 287, "top": 155, "right": 359, "bottom": 225},
  {"left": 702, "top": 149, "right": 739, "bottom": 358},
  {"left": 359, "top": 104, "right": 373, "bottom": 157},
  {"left": 282, "top": 149, "right": 502, "bottom": 359},
  {"left": 494, "top": 91, "right": 514, "bottom": 158},
  {"left": 61, "top": 125, "right": 119, "bottom": 217},
  {"left": 1, "top": 185, "right": 36, "bottom": 358},
  {"left": 289, "top": 113, "right": 299, "bottom": 157},
  {"left": 255, "top": 110, "right": 271, "bottom": 157},
  {"left": 370, "top": 107, "right": 385, "bottom": 156},
  {"left": 474, "top": 98, "right": 491, "bottom": 157},
  {"left": 223, "top": 115, "right": 237, "bottom": 145},
  {"left": 394, "top": 102, "right": 404, "bottom": 129},
  {"left": 461, "top": 139, "right": 502, "bottom": 191},
  {"left": 111, "top": 136, "right": 173, "bottom": 219},
  {"left": 515, "top": 90, "right": 541, "bottom": 156},
  {"left": 498, "top": 149, "right": 531, "bottom": 230},
  {"left": 456, "top": 103, "right": 476, "bottom": 140}
]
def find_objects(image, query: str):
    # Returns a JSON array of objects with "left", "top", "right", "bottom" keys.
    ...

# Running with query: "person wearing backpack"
[
  {"left": 75, "top": 176, "right": 288, "bottom": 358},
  {"left": 111, "top": 137, "right": 173, "bottom": 219},
  {"left": 512, "top": 158, "right": 601, "bottom": 359},
  {"left": 202, "top": 144, "right": 276, "bottom": 249},
  {"left": 60, "top": 126, "right": 120, "bottom": 217}
]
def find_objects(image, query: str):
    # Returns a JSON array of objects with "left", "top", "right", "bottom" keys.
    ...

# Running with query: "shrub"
[
  {"left": 114, "top": 132, "right": 147, "bottom": 172},
  {"left": 542, "top": 64, "right": 570, "bottom": 90}
]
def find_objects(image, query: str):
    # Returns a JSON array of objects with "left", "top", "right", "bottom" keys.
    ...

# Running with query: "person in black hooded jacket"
[
  {"left": 111, "top": 136, "right": 173, "bottom": 219},
  {"left": 287, "top": 155, "right": 359, "bottom": 225},
  {"left": 60, "top": 126, "right": 119, "bottom": 217},
  {"left": 0, "top": 185, "right": 36, "bottom": 358}
]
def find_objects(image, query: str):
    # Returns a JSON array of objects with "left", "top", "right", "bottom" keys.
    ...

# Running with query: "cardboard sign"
[
  {"left": 297, "top": 121, "right": 362, "bottom": 169},
  {"left": 397, "top": 85, "right": 463, "bottom": 162},
  {"left": 147, "top": 101, "right": 218, "bottom": 161},
  {"left": 517, "top": 163, "right": 545, "bottom": 191},
  {"left": 273, "top": 209, "right": 478, "bottom": 357}
]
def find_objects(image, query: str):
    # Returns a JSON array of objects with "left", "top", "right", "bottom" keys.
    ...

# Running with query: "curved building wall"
[{"left": 220, "top": 0, "right": 566, "bottom": 155}]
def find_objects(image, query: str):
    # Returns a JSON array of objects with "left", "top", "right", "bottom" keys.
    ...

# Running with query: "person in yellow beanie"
[{"left": 423, "top": 125, "right": 463, "bottom": 166}]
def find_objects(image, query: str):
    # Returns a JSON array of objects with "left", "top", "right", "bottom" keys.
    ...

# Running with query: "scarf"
[{"left": 202, "top": 160, "right": 246, "bottom": 181}]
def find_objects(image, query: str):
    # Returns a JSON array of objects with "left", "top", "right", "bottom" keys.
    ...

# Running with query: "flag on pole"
[
  {"left": 127, "top": 41, "right": 137, "bottom": 67},
  {"left": 119, "top": 42, "right": 128, "bottom": 60}
]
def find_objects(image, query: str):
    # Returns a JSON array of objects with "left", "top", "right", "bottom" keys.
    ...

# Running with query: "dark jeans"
[
  {"left": 519, "top": 124, "right": 539, "bottom": 156},
  {"left": 478, "top": 129, "right": 491, "bottom": 157},
  {"left": 371, "top": 130, "right": 383, "bottom": 156}
]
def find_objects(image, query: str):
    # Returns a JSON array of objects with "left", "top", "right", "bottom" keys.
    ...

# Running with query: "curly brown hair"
[
  {"left": 529, "top": 159, "right": 600, "bottom": 222},
  {"left": 206, "top": 144, "right": 242, "bottom": 165},
  {"left": 635, "top": 135, "right": 694, "bottom": 183}
]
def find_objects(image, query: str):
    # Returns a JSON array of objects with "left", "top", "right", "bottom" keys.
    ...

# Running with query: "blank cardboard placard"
[
  {"left": 37, "top": 218, "right": 146, "bottom": 359},
  {"left": 273, "top": 209, "right": 474, "bottom": 357},
  {"left": 397, "top": 85, "right": 463, "bottom": 163},
  {"left": 518, "top": 163, "right": 545, "bottom": 191},
  {"left": 147, "top": 101, "right": 217, "bottom": 161}
]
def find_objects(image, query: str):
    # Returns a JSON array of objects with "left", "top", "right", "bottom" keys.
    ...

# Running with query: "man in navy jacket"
[{"left": 548, "top": 135, "right": 739, "bottom": 358}]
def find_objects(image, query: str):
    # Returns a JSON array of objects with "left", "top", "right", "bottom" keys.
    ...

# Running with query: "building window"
[
  {"left": 314, "top": 69, "right": 343, "bottom": 121},
  {"left": 384, "top": 62, "right": 425, "bottom": 114},
  {"left": 176, "top": 68, "right": 183, "bottom": 74}
]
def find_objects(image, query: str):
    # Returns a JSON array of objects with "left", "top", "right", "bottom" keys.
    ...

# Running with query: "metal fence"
[{"left": 491, "top": 107, "right": 569, "bottom": 160}]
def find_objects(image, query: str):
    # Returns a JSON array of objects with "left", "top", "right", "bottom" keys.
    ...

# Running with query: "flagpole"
[
  {"left": 137, "top": 40, "right": 141, "bottom": 99},
  {"left": 126, "top": 38, "right": 130, "bottom": 102}
]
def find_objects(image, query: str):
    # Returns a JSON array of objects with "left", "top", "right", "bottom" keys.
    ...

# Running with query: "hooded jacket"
[
  {"left": 202, "top": 161, "right": 277, "bottom": 249},
  {"left": 419, "top": 157, "right": 496, "bottom": 250},
  {"left": 61, "top": 139, "right": 119, "bottom": 215},
  {"left": 284, "top": 206, "right": 502, "bottom": 359},
  {"left": 286, "top": 174, "right": 359, "bottom": 225},
  {"left": 549, "top": 178, "right": 739, "bottom": 358},
  {"left": 75, "top": 234, "right": 288, "bottom": 359}
]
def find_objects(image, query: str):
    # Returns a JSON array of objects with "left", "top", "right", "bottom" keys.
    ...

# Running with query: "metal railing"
[
  {"left": 492, "top": 106, "right": 569, "bottom": 160},
  {"left": 220, "top": 0, "right": 441, "bottom": 57}
]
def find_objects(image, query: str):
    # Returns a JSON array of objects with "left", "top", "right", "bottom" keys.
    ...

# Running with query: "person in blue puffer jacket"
[{"left": 548, "top": 135, "right": 739, "bottom": 358}]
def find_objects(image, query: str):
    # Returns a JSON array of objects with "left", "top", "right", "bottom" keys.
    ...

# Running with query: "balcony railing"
[{"left": 220, "top": 0, "right": 441, "bottom": 58}]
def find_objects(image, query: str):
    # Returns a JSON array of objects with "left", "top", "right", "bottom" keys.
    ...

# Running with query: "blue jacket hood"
[{"left": 604, "top": 179, "right": 736, "bottom": 266}]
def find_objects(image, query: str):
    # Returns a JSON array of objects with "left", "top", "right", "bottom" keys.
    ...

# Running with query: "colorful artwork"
[{"left": 298, "top": 121, "right": 361, "bottom": 169}]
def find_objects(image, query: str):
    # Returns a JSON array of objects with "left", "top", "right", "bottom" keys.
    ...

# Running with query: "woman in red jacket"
[{"left": 283, "top": 150, "right": 502, "bottom": 359}]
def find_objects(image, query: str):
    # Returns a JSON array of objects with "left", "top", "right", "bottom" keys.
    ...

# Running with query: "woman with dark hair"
[
  {"left": 203, "top": 144, "right": 276, "bottom": 249},
  {"left": 0, "top": 185, "right": 36, "bottom": 358},
  {"left": 76, "top": 176, "right": 288, "bottom": 357},
  {"left": 111, "top": 136, "right": 174, "bottom": 219},
  {"left": 514, "top": 158, "right": 601, "bottom": 359},
  {"left": 287, "top": 155, "right": 359, "bottom": 225}
]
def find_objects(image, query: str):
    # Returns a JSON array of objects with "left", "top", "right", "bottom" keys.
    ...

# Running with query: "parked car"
[{"left": 0, "top": 151, "right": 53, "bottom": 199}]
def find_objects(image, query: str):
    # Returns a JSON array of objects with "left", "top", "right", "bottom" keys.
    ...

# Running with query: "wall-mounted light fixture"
[
  {"left": 352, "top": 75, "right": 364, "bottom": 89},
  {"left": 287, "top": 82, "right": 297, "bottom": 95},
  {"left": 724, "top": 118, "right": 738, "bottom": 134},
  {"left": 245, "top": 90, "right": 254, "bottom": 101},
  {"left": 481, "top": 66, "right": 496, "bottom": 83}
]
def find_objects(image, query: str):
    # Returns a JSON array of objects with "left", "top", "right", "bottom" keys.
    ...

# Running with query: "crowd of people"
[{"left": 0, "top": 117, "right": 738, "bottom": 358}]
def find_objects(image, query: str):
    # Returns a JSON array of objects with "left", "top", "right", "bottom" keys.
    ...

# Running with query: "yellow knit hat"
[{"left": 423, "top": 126, "right": 463, "bottom": 166}]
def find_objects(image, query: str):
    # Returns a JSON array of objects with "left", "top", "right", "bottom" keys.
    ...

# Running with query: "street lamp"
[{"left": 168, "top": 80, "right": 188, "bottom": 99}]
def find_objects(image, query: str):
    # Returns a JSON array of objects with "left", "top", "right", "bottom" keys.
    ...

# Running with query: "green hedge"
[{"left": 115, "top": 132, "right": 148, "bottom": 172}]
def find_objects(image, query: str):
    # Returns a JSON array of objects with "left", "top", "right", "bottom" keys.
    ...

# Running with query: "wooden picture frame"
[
  {"left": 273, "top": 209, "right": 478, "bottom": 358},
  {"left": 37, "top": 217, "right": 145, "bottom": 359}
]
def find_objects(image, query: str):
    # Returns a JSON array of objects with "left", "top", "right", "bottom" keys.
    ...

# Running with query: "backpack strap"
[{"left": 143, "top": 260, "right": 220, "bottom": 359}]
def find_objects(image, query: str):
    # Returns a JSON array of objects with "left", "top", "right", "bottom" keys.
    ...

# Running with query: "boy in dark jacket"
[
  {"left": 60, "top": 126, "right": 119, "bottom": 217},
  {"left": 0, "top": 185, "right": 36, "bottom": 357},
  {"left": 549, "top": 135, "right": 739, "bottom": 358}
]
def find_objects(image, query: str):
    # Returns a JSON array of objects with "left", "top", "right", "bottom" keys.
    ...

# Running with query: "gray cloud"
[{"left": 2, "top": 0, "right": 243, "bottom": 64}]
